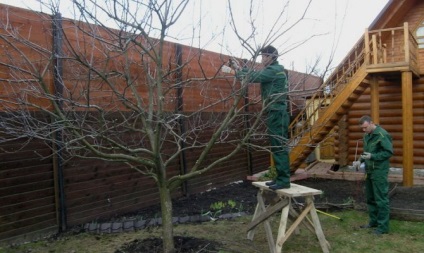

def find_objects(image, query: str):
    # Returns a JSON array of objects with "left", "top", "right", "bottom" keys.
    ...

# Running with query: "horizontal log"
[
  {"left": 413, "top": 142, "right": 424, "bottom": 149},
  {"left": 411, "top": 149, "right": 424, "bottom": 157}
]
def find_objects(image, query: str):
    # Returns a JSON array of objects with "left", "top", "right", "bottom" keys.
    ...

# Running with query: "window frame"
[{"left": 416, "top": 19, "right": 424, "bottom": 49}]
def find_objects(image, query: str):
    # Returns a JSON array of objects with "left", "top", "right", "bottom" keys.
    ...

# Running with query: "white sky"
[{"left": 0, "top": 0, "right": 389, "bottom": 74}]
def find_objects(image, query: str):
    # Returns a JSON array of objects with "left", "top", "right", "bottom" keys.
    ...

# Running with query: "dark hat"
[{"left": 260, "top": 45, "right": 278, "bottom": 60}]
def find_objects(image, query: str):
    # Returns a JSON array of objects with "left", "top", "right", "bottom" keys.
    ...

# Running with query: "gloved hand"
[
  {"left": 361, "top": 152, "right": 372, "bottom": 160},
  {"left": 352, "top": 161, "right": 361, "bottom": 169},
  {"left": 229, "top": 58, "right": 241, "bottom": 70},
  {"left": 221, "top": 65, "right": 232, "bottom": 73}
]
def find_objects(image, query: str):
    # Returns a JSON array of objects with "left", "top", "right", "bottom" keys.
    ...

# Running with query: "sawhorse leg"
[
  {"left": 307, "top": 196, "right": 330, "bottom": 253},
  {"left": 275, "top": 197, "right": 290, "bottom": 252},
  {"left": 247, "top": 190, "right": 276, "bottom": 253}
]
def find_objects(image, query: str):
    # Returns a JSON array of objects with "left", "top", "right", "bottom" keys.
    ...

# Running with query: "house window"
[{"left": 417, "top": 21, "right": 424, "bottom": 49}]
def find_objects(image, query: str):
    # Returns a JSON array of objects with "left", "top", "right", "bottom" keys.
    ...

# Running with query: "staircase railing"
[
  {"left": 288, "top": 36, "right": 366, "bottom": 146},
  {"left": 365, "top": 22, "right": 419, "bottom": 75}
]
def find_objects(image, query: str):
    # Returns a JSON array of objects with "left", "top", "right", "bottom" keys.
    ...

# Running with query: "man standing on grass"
[
  {"left": 222, "top": 45, "right": 290, "bottom": 190},
  {"left": 353, "top": 115, "right": 393, "bottom": 235}
]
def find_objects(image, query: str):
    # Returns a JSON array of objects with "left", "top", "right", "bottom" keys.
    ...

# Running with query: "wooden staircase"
[
  {"left": 284, "top": 23, "right": 419, "bottom": 172},
  {"left": 288, "top": 41, "right": 369, "bottom": 171}
]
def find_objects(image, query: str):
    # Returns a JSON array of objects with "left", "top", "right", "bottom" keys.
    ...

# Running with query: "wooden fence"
[{"left": 0, "top": 4, "right": 269, "bottom": 243}]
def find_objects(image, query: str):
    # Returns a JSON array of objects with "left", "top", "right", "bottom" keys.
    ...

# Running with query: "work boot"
[
  {"left": 269, "top": 184, "right": 290, "bottom": 191},
  {"left": 360, "top": 224, "right": 377, "bottom": 229},
  {"left": 372, "top": 230, "right": 387, "bottom": 236},
  {"left": 265, "top": 180, "right": 276, "bottom": 186}
]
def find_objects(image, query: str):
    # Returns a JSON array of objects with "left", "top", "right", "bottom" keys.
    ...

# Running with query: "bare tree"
[{"left": 0, "top": 0, "right": 330, "bottom": 252}]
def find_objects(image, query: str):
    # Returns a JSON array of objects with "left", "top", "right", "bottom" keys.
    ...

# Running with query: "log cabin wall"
[
  {"left": 0, "top": 4, "right": 269, "bottom": 243},
  {"left": 346, "top": 77, "right": 424, "bottom": 169},
  {"left": 347, "top": 79, "right": 402, "bottom": 168}
]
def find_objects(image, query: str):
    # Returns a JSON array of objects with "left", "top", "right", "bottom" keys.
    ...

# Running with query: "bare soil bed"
[{"left": 114, "top": 178, "right": 424, "bottom": 253}]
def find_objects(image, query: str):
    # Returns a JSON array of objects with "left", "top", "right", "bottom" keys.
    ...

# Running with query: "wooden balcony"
[{"left": 365, "top": 22, "right": 420, "bottom": 78}]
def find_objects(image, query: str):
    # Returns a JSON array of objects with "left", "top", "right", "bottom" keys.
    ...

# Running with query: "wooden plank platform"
[{"left": 252, "top": 182, "right": 322, "bottom": 197}]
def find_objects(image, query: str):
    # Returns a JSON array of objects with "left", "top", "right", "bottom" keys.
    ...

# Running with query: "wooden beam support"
[
  {"left": 364, "top": 28, "right": 370, "bottom": 65},
  {"left": 370, "top": 75, "right": 380, "bottom": 124},
  {"left": 402, "top": 71, "right": 414, "bottom": 187},
  {"left": 372, "top": 35, "right": 378, "bottom": 64},
  {"left": 403, "top": 22, "right": 410, "bottom": 63}
]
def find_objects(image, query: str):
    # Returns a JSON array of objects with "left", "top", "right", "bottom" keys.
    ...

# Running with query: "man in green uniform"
[
  {"left": 353, "top": 115, "right": 393, "bottom": 235},
  {"left": 226, "top": 45, "right": 290, "bottom": 190}
]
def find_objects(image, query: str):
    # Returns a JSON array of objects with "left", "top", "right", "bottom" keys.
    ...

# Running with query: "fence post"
[
  {"left": 174, "top": 43, "right": 188, "bottom": 195},
  {"left": 52, "top": 11, "right": 67, "bottom": 232}
]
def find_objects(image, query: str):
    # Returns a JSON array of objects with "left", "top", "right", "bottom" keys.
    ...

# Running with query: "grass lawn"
[{"left": 2, "top": 210, "right": 424, "bottom": 253}]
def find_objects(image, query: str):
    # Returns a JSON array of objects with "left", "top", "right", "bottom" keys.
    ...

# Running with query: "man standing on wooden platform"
[
  {"left": 224, "top": 45, "right": 291, "bottom": 190},
  {"left": 353, "top": 115, "right": 393, "bottom": 235}
]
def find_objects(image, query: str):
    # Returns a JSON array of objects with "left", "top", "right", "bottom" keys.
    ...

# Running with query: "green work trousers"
[
  {"left": 267, "top": 110, "right": 291, "bottom": 187},
  {"left": 365, "top": 170, "right": 390, "bottom": 233}
]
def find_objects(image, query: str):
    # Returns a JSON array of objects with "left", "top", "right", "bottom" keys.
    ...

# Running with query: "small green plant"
[
  {"left": 227, "top": 200, "right": 236, "bottom": 209},
  {"left": 210, "top": 201, "right": 226, "bottom": 211},
  {"left": 202, "top": 200, "right": 240, "bottom": 221},
  {"left": 201, "top": 202, "right": 224, "bottom": 220}
]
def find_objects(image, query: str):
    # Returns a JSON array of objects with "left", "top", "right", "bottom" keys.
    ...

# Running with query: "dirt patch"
[
  {"left": 132, "top": 178, "right": 424, "bottom": 219},
  {"left": 115, "top": 236, "right": 222, "bottom": 253},
  {"left": 389, "top": 185, "right": 424, "bottom": 210},
  {"left": 123, "top": 180, "right": 259, "bottom": 219}
]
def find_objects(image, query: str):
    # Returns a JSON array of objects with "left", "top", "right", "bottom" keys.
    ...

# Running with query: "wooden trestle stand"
[{"left": 247, "top": 181, "right": 330, "bottom": 253}]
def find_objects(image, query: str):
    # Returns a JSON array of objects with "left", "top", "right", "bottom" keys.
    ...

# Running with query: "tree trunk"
[{"left": 159, "top": 183, "right": 175, "bottom": 253}]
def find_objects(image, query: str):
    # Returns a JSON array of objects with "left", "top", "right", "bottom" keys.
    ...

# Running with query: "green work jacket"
[
  {"left": 361, "top": 125, "right": 393, "bottom": 171},
  {"left": 237, "top": 61, "right": 287, "bottom": 111}
]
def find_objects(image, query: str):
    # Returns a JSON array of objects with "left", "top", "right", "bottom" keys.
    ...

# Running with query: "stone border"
[{"left": 83, "top": 212, "right": 248, "bottom": 234}]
